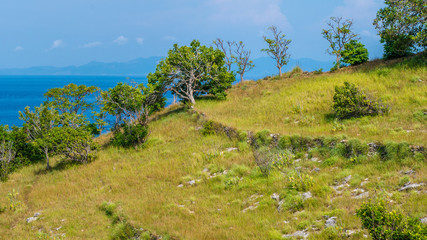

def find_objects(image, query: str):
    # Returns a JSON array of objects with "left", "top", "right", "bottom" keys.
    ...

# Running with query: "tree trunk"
[
  {"left": 240, "top": 73, "right": 244, "bottom": 83},
  {"left": 336, "top": 55, "right": 341, "bottom": 69},
  {"left": 279, "top": 67, "right": 282, "bottom": 77},
  {"left": 188, "top": 95, "right": 196, "bottom": 105},
  {"left": 45, "top": 148, "right": 50, "bottom": 170}
]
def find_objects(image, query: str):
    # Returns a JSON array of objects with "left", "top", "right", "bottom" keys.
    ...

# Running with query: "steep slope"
[{"left": 0, "top": 56, "right": 426, "bottom": 240}]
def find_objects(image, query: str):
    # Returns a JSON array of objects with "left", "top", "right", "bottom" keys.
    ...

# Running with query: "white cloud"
[
  {"left": 51, "top": 40, "right": 64, "bottom": 49},
  {"left": 163, "top": 36, "right": 177, "bottom": 41},
  {"left": 113, "top": 36, "right": 128, "bottom": 45},
  {"left": 208, "top": 0, "right": 291, "bottom": 30},
  {"left": 83, "top": 41, "right": 102, "bottom": 48},
  {"left": 333, "top": 0, "right": 382, "bottom": 22},
  {"left": 14, "top": 46, "right": 24, "bottom": 51},
  {"left": 136, "top": 37, "right": 144, "bottom": 45}
]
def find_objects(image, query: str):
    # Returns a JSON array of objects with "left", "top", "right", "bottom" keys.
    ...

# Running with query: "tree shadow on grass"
[
  {"left": 324, "top": 112, "right": 337, "bottom": 123},
  {"left": 34, "top": 159, "right": 82, "bottom": 175}
]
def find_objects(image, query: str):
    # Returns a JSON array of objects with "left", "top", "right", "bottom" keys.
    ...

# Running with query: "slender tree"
[
  {"left": 322, "top": 17, "right": 359, "bottom": 69},
  {"left": 233, "top": 41, "right": 254, "bottom": 83},
  {"left": 261, "top": 26, "right": 292, "bottom": 76},
  {"left": 213, "top": 38, "right": 236, "bottom": 72}
]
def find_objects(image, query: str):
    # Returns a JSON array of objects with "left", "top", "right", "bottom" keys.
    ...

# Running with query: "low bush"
[
  {"left": 333, "top": 82, "right": 388, "bottom": 119},
  {"left": 287, "top": 171, "right": 314, "bottom": 191},
  {"left": 357, "top": 200, "right": 427, "bottom": 239},
  {"left": 111, "top": 124, "right": 149, "bottom": 149}
]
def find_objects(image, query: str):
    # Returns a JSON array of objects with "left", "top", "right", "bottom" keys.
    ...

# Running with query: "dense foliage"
[
  {"left": 333, "top": 82, "right": 388, "bottom": 119},
  {"left": 341, "top": 40, "right": 369, "bottom": 65},
  {"left": 373, "top": 0, "right": 427, "bottom": 59},
  {"left": 111, "top": 124, "right": 149, "bottom": 149},
  {"left": 150, "top": 40, "right": 234, "bottom": 105},
  {"left": 357, "top": 200, "right": 427, "bottom": 239}
]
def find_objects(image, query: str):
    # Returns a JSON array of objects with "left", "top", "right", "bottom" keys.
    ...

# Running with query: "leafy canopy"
[
  {"left": 341, "top": 40, "right": 369, "bottom": 66},
  {"left": 373, "top": 0, "right": 427, "bottom": 59},
  {"left": 150, "top": 40, "right": 234, "bottom": 105}
]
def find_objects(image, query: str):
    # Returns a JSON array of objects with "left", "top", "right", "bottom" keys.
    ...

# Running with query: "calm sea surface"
[{"left": 0, "top": 75, "right": 173, "bottom": 127}]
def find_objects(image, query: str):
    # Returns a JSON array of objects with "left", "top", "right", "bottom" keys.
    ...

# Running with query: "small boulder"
[
  {"left": 188, "top": 180, "right": 196, "bottom": 186},
  {"left": 226, "top": 147, "right": 238, "bottom": 152},
  {"left": 271, "top": 193, "right": 280, "bottom": 202},
  {"left": 26, "top": 217, "right": 38, "bottom": 223},
  {"left": 302, "top": 192, "right": 312, "bottom": 200},
  {"left": 325, "top": 217, "right": 337, "bottom": 228},
  {"left": 421, "top": 217, "right": 427, "bottom": 224},
  {"left": 283, "top": 230, "right": 309, "bottom": 239},
  {"left": 399, "top": 183, "right": 426, "bottom": 191}
]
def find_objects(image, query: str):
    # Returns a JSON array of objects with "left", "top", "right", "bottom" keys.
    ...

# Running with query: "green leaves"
[
  {"left": 322, "top": 17, "right": 359, "bottom": 69},
  {"left": 341, "top": 40, "right": 369, "bottom": 66},
  {"left": 333, "top": 82, "right": 388, "bottom": 119},
  {"left": 261, "top": 26, "right": 291, "bottom": 76},
  {"left": 150, "top": 39, "right": 234, "bottom": 105},
  {"left": 374, "top": 0, "right": 426, "bottom": 59}
]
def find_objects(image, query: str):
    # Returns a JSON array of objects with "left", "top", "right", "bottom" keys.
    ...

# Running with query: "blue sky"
[{"left": 0, "top": 0, "right": 384, "bottom": 68}]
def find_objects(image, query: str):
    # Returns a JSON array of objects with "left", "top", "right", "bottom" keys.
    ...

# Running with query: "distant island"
[{"left": 0, "top": 56, "right": 331, "bottom": 79}]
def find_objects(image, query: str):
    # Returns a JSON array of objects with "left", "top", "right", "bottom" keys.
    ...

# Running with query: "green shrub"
[
  {"left": 279, "top": 191, "right": 304, "bottom": 213},
  {"left": 111, "top": 124, "right": 149, "bottom": 148},
  {"left": 100, "top": 202, "right": 117, "bottom": 217},
  {"left": 357, "top": 200, "right": 427, "bottom": 239},
  {"left": 271, "top": 150, "right": 294, "bottom": 172},
  {"left": 254, "top": 129, "right": 273, "bottom": 147},
  {"left": 111, "top": 222, "right": 135, "bottom": 240},
  {"left": 333, "top": 82, "right": 389, "bottom": 119},
  {"left": 287, "top": 171, "right": 314, "bottom": 191},
  {"left": 378, "top": 142, "right": 412, "bottom": 161},
  {"left": 341, "top": 40, "right": 369, "bottom": 66},
  {"left": 335, "top": 139, "right": 368, "bottom": 159},
  {"left": 201, "top": 120, "right": 216, "bottom": 136}
]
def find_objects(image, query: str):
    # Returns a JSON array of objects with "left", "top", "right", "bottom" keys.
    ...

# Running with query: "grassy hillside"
[
  {"left": 0, "top": 56, "right": 426, "bottom": 240},
  {"left": 196, "top": 56, "right": 427, "bottom": 145}
]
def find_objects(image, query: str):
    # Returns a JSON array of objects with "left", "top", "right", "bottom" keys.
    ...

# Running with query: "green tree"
[
  {"left": 151, "top": 40, "right": 234, "bottom": 105},
  {"left": 19, "top": 105, "right": 58, "bottom": 170},
  {"left": 44, "top": 83, "right": 99, "bottom": 115},
  {"left": 0, "top": 126, "right": 16, "bottom": 181},
  {"left": 322, "top": 17, "right": 359, "bottom": 69},
  {"left": 373, "top": 0, "right": 426, "bottom": 59},
  {"left": 261, "top": 26, "right": 292, "bottom": 76},
  {"left": 341, "top": 40, "right": 369, "bottom": 65}
]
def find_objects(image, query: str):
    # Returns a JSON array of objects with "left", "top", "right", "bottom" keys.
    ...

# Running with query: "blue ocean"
[{"left": 0, "top": 75, "right": 173, "bottom": 127}]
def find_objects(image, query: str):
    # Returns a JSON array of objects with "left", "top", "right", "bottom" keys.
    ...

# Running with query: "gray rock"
[
  {"left": 314, "top": 168, "right": 320, "bottom": 172},
  {"left": 188, "top": 180, "right": 196, "bottom": 186},
  {"left": 33, "top": 212, "right": 41, "bottom": 217},
  {"left": 302, "top": 192, "right": 312, "bottom": 200},
  {"left": 26, "top": 217, "right": 38, "bottom": 223},
  {"left": 311, "top": 157, "right": 319, "bottom": 162},
  {"left": 421, "top": 217, "right": 427, "bottom": 224},
  {"left": 283, "top": 230, "right": 309, "bottom": 239},
  {"left": 271, "top": 193, "right": 280, "bottom": 202},
  {"left": 401, "top": 170, "right": 416, "bottom": 175},
  {"left": 325, "top": 217, "right": 337, "bottom": 228},
  {"left": 399, "top": 183, "right": 426, "bottom": 191},
  {"left": 203, "top": 168, "right": 209, "bottom": 172},
  {"left": 353, "top": 192, "right": 369, "bottom": 199},
  {"left": 226, "top": 147, "right": 238, "bottom": 152},
  {"left": 343, "top": 175, "right": 352, "bottom": 183},
  {"left": 177, "top": 184, "right": 184, "bottom": 188},
  {"left": 277, "top": 200, "right": 285, "bottom": 212}
]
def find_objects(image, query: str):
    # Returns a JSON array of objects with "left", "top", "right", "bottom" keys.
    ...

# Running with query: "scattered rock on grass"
[
  {"left": 302, "top": 192, "right": 312, "bottom": 200},
  {"left": 283, "top": 230, "right": 309, "bottom": 239},
  {"left": 399, "top": 183, "right": 425, "bottom": 191},
  {"left": 26, "top": 213, "right": 41, "bottom": 223},
  {"left": 421, "top": 217, "right": 427, "bottom": 224},
  {"left": 325, "top": 216, "right": 337, "bottom": 228}
]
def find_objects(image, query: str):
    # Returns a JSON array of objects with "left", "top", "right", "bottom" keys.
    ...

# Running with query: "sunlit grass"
[{"left": 196, "top": 61, "right": 426, "bottom": 144}]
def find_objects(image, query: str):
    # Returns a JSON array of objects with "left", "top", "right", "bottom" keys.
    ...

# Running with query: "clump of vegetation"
[
  {"left": 287, "top": 171, "right": 314, "bottom": 191},
  {"left": 357, "top": 200, "right": 427, "bottom": 239},
  {"left": 111, "top": 124, "right": 149, "bottom": 149},
  {"left": 341, "top": 40, "right": 369, "bottom": 66},
  {"left": 201, "top": 120, "right": 216, "bottom": 136},
  {"left": 333, "top": 82, "right": 388, "bottom": 119},
  {"left": 100, "top": 201, "right": 172, "bottom": 240},
  {"left": 7, "top": 189, "right": 21, "bottom": 212}
]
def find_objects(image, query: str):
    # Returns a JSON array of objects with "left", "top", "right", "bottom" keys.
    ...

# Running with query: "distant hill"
[{"left": 0, "top": 57, "right": 331, "bottom": 78}]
